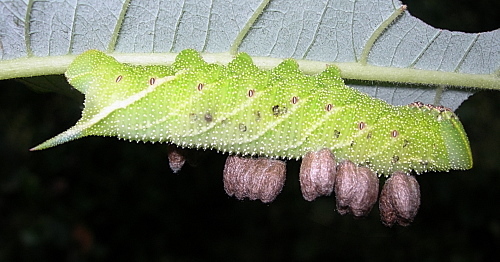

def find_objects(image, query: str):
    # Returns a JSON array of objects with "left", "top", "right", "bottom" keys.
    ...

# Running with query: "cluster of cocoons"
[{"left": 168, "top": 147, "right": 420, "bottom": 227}]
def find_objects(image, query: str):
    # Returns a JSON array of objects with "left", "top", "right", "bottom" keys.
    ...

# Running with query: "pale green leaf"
[{"left": 0, "top": 0, "right": 498, "bottom": 110}]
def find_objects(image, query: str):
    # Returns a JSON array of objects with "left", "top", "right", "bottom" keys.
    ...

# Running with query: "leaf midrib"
[{"left": 1, "top": 53, "right": 497, "bottom": 91}]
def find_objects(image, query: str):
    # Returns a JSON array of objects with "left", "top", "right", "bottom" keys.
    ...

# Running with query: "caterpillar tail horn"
[{"left": 30, "top": 126, "right": 85, "bottom": 151}]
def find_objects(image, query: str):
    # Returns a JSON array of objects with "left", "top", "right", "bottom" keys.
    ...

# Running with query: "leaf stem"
[{"left": 0, "top": 53, "right": 498, "bottom": 91}]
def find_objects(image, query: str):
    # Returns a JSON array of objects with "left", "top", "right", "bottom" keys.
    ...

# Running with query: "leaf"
[{"left": 0, "top": 0, "right": 498, "bottom": 110}]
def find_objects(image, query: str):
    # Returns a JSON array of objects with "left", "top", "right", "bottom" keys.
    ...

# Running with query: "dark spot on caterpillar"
[
  {"left": 350, "top": 140, "right": 355, "bottom": 147},
  {"left": 403, "top": 139, "right": 409, "bottom": 148},
  {"left": 391, "top": 130, "right": 399, "bottom": 138},
  {"left": 254, "top": 111, "right": 261, "bottom": 121},
  {"left": 436, "top": 105, "right": 446, "bottom": 112},
  {"left": 366, "top": 132, "right": 372, "bottom": 139},
  {"left": 272, "top": 105, "right": 287, "bottom": 116},
  {"left": 115, "top": 75, "right": 123, "bottom": 83},
  {"left": 333, "top": 130, "right": 340, "bottom": 138},
  {"left": 189, "top": 113, "right": 198, "bottom": 121},
  {"left": 420, "top": 160, "right": 429, "bottom": 167},
  {"left": 149, "top": 78, "right": 156, "bottom": 85},
  {"left": 272, "top": 105, "right": 279, "bottom": 115},
  {"left": 197, "top": 83, "right": 204, "bottom": 91},
  {"left": 408, "top": 101, "right": 424, "bottom": 108},
  {"left": 291, "top": 96, "right": 298, "bottom": 104},
  {"left": 325, "top": 104, "right": 333, "bottom": 111},
  {"left": 204, "top": 112, "right": 213, "bottom": 122},
  {"left": 410, "top": 101, "right": 453, "bottom": 113},
  {"left": 392, "top": 155, "right": 400, "bottom": 163},
  {"left": 239, "top": 123, "right": 247, "bottom": 132},
  {"left": 358, "top": 122, "right": 366, "bottom": 130},
  {"left": 248, "top": 89, "right": 255, "bottom": 97}
]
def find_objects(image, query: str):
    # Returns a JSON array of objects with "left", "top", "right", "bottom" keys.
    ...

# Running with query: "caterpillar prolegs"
[{"left": 32, "top": 50, "right": 472, "bottom": 225}]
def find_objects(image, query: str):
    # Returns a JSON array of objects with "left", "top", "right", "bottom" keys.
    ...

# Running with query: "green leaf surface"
[{"left": 0, "top": 0, "right": 498, "bottom": 111}]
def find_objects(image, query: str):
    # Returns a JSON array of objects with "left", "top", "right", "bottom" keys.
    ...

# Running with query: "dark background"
[{"left": 1, "top": 0, "right": 499, "bottom": 261}]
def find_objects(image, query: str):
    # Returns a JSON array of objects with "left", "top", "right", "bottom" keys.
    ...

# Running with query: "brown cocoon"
[
  {"left": 299, "top": 148, "right": 336, "bottom": 201},
  {"left": 223, "top": 155, "right": 286, "bottom": 203},
  {"left": 167, "top": 145, "right": 187, "bottom": 173},
  {"left": 335, "top": 160, "right": 379, "bottom": 217},
  {"left": 379, "top": 171, "right": 421, "bottom": 227}
]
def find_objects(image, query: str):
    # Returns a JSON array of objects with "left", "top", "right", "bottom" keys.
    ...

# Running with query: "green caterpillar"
[{"left": 32, "top": 49, "right": 473, "bottom": 175}]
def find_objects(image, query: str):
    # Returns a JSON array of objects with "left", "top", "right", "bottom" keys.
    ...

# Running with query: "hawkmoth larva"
[{"left": 32, "top": 49, "right": 472, "bottom": 178}]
